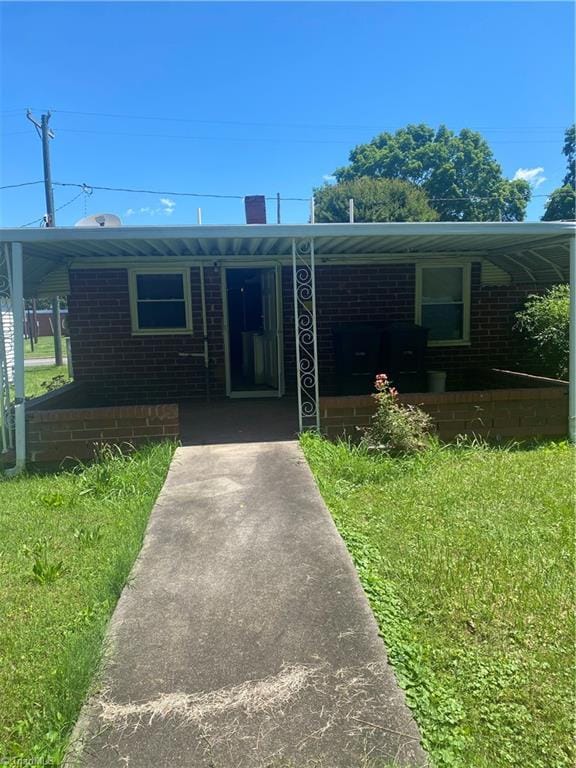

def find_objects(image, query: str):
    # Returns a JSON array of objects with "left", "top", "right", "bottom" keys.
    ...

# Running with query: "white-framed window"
[
  {"left": 415, "top": 263, "right": 471, "bottom": 346},
  {"left": 129, "top": 268, "right": 192, "bottom": 334}
]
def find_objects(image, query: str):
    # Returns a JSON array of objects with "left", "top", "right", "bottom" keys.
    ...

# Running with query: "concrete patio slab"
[{"left": 68, "top": 439, "right": 427, "bottom": 768}]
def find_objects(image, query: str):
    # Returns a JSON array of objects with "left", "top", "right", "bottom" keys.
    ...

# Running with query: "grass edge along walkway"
[
  {"left": 0, "top": 441, "right": 175, "bottom": 765},
  {"left": 301, "top": 434, "right": 574, "bottom": 768}
]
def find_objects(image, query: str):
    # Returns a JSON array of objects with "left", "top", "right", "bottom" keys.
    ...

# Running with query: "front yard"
[
  {"left": 302, "top": 435, "right": 574, "bottom": 768},
  {"left": 0, "top": 442, "right": 174, "bottom": 764}
]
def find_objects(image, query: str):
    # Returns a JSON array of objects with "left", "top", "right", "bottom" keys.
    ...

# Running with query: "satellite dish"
[{"left": 75, "top": 213, "right": 122, "bottom": 228}]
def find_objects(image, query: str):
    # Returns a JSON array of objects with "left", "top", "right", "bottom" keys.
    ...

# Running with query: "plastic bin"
[{"left": 427, "top": 370, "right": 447, "bottom": 393}]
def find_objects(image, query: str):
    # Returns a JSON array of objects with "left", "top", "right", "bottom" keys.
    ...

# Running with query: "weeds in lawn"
[
  {"left": 73, "top": 525, "right": 103, "bottom": 548},
  {"left": 0, "top": 440, "right": 175, "bottom": 764},
  {"left": 302, "top": 433, "right": 574, "bottom": 768},
  {"left": 40, "top": 373, "right": 69, "bottom": 393},
  {"left": 22, "top": 538, "right": 68, "bottom": 585}
]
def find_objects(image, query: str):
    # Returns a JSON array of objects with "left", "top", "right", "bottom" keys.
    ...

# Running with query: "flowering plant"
[{"left": 361, "top": 373, "right": 433, "bottom": 455}]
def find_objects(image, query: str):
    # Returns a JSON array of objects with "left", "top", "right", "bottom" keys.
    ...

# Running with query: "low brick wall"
[
  {"left": 27, "top": 404, "right": 179, "bottom": 464},
  {"left": 320, "top": 387, "right": 568, "bottom": 442}
]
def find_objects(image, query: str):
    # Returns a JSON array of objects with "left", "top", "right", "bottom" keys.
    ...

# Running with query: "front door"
[{"left": 224, "top": 266, "right": 283, "bottom": 398}]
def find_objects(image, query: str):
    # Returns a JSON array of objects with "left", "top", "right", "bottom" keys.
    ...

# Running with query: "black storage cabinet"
[
  {"left": 333, "top": 322, "right": 429, "bottom": 395},
  {"left": 381, "top": 322, "right": 429, "bottom": 392},
  {"left": 333, "top": 324, "right": 383, "bottom": 395}
]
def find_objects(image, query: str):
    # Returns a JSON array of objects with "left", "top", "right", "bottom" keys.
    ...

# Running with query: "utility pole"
[
  {"left": 276, "top": 192, "right": 281, "bottom": 224},
  {"left": 27, "top": 110, "right": 63, "bottom": 365}
]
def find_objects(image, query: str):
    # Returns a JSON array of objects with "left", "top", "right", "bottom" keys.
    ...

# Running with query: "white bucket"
[{"left": 427, "top": 370, "right": 447, "bottom": 393}]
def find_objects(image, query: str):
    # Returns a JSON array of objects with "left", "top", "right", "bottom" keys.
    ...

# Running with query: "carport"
[{"left": 1, "top": 221, "right": 574, "bottom": 472}]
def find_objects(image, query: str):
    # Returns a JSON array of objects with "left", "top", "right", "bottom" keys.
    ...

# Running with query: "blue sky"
[{"left": 0, "top": 1, "right": 574, "bottom": 227}]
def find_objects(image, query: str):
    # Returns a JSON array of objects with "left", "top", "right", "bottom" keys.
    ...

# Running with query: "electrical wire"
[
  {"left": 0, "top": 180, "right": 44, "bottom": 190},
  {"left": 53, "top": 181, "right": 310, "bottom": 202},
  {"left": 19, "top": 187, "right": 92, "bottom": 227},
  {"left": 27, "top": 107, "right": 567, "bottom": 133},
  {"left": 52, "top": 181, "right": 555, "bottom": 203},
  {"left": 5, "top": 178, "right": 563, "bottom": 228},
  {"left": 50, "top": 126, "right": 561, "bottom": 146}
]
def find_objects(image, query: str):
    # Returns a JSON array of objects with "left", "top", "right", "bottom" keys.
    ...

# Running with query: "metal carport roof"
[{"left": 0, "top": 221, "right": 574, "bottom": 296}]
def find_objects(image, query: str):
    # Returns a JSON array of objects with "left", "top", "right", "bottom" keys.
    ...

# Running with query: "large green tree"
[
  {"left": 314, "top": 177, "right": 438, "bottom": 223},
  {"left": 542, "top": 125, "right": 576, "bottom": 221},
  {"left": 334, "top": 124, "right": 531, "bottom": 222}
]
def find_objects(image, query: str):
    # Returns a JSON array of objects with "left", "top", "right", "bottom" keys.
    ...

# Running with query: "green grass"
[
  {"left": 25, "top": 365, "right": 71, "bottom": 399},
  {"left": 25, "top": 336, "right": 62, "bottom": 359},
  {"left": 301, "top": 435, "right": 574, "bottom": 768},
  {"left": 0, "top": 442, "right": 175, "bottom": 765}
]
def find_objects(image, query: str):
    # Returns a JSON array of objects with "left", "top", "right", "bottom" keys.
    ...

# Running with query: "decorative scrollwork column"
[
  {"left": 292, "top": 237, "right": 320, "bottom": 432},
  {"left": 0, "top": 244, "right": 14, "bottom": 452}
]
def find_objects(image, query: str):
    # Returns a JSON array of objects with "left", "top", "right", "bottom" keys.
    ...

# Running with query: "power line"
[
  {"left": 50, "top": 126, "right": 561, "bottom": 146},
  {"left": 53, "top": 181, "right": 311, "bottom": 202},
  {"left": 4, "top": 179, "right": 559, "bottom": 209},
  {"left": 19, "top": 188, "right": 91, "bottom": 228},
  {"left": 30, "top": 107, "right": 569, "bottom": 133},
  {"left": 0, "top": 180, "right": 44, "bottom": 190}
]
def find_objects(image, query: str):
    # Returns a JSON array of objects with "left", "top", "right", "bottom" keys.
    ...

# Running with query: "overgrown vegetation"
[
  {"left": 302, "top": 435, "right": 574, "bottom": 768},
  {"left": 361, "top": 373, "right": 432, "bottom": 455},
  {"left": 0, "top": 441, "right": 175, "bottom": 764},
  {"left": 515, "top": 285, "right": 569, "bottom": 379}
]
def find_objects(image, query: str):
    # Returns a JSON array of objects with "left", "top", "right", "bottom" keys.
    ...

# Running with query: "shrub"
[
  {"left": 361, "top": 373, "right": 433, "bottom": 455},
  {"left": 514, "top": 285, "right": 569, "bottom": 379}
]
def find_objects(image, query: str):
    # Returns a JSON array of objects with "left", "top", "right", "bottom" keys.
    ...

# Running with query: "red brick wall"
[
  {"left": 68, "top": 262, "right": 536, "bottom": 403},
  {"left": 283, "top": 263, "right": 536, "bottom": 395},
  {"left": 320, "top": 387, "right": 568, "bottom": 442},
  {"left": 68, "top": 268, "right": 225, "bottom": 404},
  {"left": 27, "top": 404, "right": 179, "bottom": 464}
]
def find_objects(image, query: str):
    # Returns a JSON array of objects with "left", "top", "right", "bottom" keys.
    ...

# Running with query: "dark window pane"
[
  {"left": 137, "top": 301, "right": 187, "bottom": 329},
  {"left": 137, "top": 273, "right": 184, "bottom": 300},
  {"left": 422, "top": 304, "right": 463, "bottom": 341}
]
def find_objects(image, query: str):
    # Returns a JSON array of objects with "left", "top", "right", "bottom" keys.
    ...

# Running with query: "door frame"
[{"left": 221, "top": 262, "right": 284, "bottom": 398}]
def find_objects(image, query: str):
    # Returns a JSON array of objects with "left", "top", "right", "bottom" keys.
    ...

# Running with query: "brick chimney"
[{"left": 244, "top": 195, "right": 267, "bottom": 224}]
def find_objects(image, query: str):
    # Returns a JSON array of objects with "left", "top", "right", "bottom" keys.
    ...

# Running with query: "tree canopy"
[
  {"left": 541, "top": 185, "right": 576, "bottom": 222},
  {"left": 313, "top": 177, "right": 438, "bottom": 223},
  {"left": 542, "top": 125, "right": 575, "bottom": 221},
  {"left": 334, "top": 124, "right": 531, "bottom": 222}
]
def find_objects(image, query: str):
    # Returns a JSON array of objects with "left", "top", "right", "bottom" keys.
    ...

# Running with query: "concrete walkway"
[
  {"left": 24, "top": 356, "right": 67, "bottom": 367},
  {"left": 70, "top": 439, "right": 427, "bottom": 767}
]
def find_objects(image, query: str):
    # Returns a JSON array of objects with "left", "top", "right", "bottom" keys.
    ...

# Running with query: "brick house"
[{"left": 0, "top": 222, "right": 574, "bottom": 468}]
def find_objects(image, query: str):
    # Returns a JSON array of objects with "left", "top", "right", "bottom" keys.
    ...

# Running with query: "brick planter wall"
[
  {"left": 27, "top": 404, "right": 179, "bottom": 464},
  {"left": 320, "top": 387, "right": 568, "bottom": 442}
]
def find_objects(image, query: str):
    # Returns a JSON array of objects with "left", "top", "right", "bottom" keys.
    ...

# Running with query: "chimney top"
[{"left": 244, "top": 195, "right": 267, "bottom": 225}]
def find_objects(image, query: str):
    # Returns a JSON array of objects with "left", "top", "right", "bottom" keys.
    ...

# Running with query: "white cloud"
[
  {"left": 513, "top": 167, "right": 547, "bottom": 188},
  {"left": 160, "top": 197, "right": 176, "bottom": 215},
  {"left": 124, "top": 199, "right": 177, "bottom": 218}
]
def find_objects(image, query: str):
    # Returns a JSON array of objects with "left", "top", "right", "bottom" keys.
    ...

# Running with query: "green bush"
[
  {"left": 514, "top": 285, "right": 569, "bottom": 379},
  {"left": 361, "top": 373, "right": 433, "bottom": 455}
]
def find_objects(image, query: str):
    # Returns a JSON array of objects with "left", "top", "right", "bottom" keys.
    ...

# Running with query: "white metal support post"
[
  {"left": 292, "top": 237, "right": 320, "bottom": 432},
  {"left": 569, "top": 235, "right": 575, "bottom": 443},
  {"left": 7, "top": 242, "right": 25, "bottom": 475}
]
